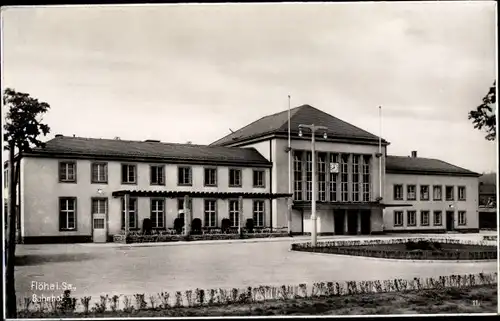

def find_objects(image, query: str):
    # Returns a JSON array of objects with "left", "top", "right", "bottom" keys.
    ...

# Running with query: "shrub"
[
  {"left": 123, "top": 296, "right": 134, "bottom": 313},
  {"left": 80, "top": 296, "right": 91, "bottom": 314},
  {"left": 245, "top": 218, "right": 255, "bottom": 233},
  {"left": 191, "top": 218, "right": 202, "bottom": 235},
  {"left": 158, "top": 292, "right": 170, "bottom": 309},
  {"left": 221, "top": 218, "right": 231, "bottom": 233},
  {"left": 58, "top": 290, "right": 77, "bottom": 314},
  {"left": 94, "top": 295, "right": 108, "bottom": 313},
  {"left": 174, "top": 218, "right": 184, "bottom": 234},
  {"left": 142, "top": 218, "right": 153, "bottom": 235},
  {"left": 134, "top": 294, "right": 147, "bottom": 310},
  {"left": 109, "top": 295, "right": 120, "bottom": 312}
]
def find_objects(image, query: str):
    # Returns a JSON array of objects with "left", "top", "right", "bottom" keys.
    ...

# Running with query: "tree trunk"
[{"left": 6, "top": 145, "right": 18, "bottom": 318}]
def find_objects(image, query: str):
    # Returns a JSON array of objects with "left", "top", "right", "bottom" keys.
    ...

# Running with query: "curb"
[{"left": 287, "top": 249, "right": 498, "bottom": 264}]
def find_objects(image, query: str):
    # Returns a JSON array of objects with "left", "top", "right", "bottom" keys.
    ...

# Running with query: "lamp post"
[{"left": 298, "top": 124, "right": 328, "bottom": 247}]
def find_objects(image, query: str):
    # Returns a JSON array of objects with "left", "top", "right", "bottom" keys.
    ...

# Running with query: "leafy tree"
[
  {"left": 469, "top": 81, "right": 496, "bottom": 141},
  {"left": 3, "top": 88, "right": 51, "bottom": 318}
]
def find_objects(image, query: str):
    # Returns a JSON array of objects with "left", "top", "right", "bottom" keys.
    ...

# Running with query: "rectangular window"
[
  {"left": 150, "top": 165, "right": 165, "bottom": 185},
  {"left": 91, "top": 198, "right": 107, "bottom": 215},
  {"left": 178, "top": 167, "right": 192, "bottom": 186},
  {"left": 253, "top": 170, "right": 265, "bottom": 188},
  {"left": 204, "top": 168, "right": 217, "bottom": 187},
  {"left": 91, "top": 163, "right": 108, "bottom": 183},
  {"left": 329, "top": 153, "right": 338, "bottom": 202},
  {"left": 433, "top": 185, "right": 442, "bottom": 201},
  {"left": 351, "top": 155, "right": 360, "bottom": 202},
  {"left": 229, "top": 169, "right": 242, "bottom": 187},
  {"left": 393, "top": 185, "right": 403, "bottom": 200},
  {"left": 340, "top": 154, "right": 349, "bottom": 202},
  {"left": 293, "top": 151, "right": 303, "bottom": 201},
  {"left": 306, "top": 152, "right": 313, "bottom": 201},
  {"left": 121, "top": 198, "right": 137, "bottom": 229},
  {"left": 420, "top": 210, "right": 430, "bottom": 226},
  {"left": 93, "top": 218, "right": 105, "bottom": 229},
  {"left": 204, "top": 200, "right": 217, "bottom": 227},
  {"left": 318, "top": 153, "right": 327, "bottom": 202},
  {"left": 253, "top": 200, "right": 265, "bottom": 227},
  {"left": 59, "top": 197, "right": 77, "bottom": 230},
  {"left": 394, "top": 211, "right": 403, "bottom": 226},
  {"left": 433, "top": 210, "right": 442, "bottom": 226},
  {"left": 362, "top": 155, "right": 371, "bottom": 202},
  {"left": 59, "top": 161, "right": 76, "bottom": 182},
  {"left": 150, "top": 199, "right": 165, "bottom": 228},
  {"left": 445, "top": 186, "right": 454, "bottom": 201},
  {"left": 458, "top": 211, "right": 467, "bottom": 225},
  {"left": 407, "top": 210, "right": 416, "bottom": 226},
  {"left": 458, "top": 186, "right": 466, "bottom": 201},
  {"left": 420, "top": 185, "right": 430, "bottom": 201},
  {"left": 407, "top": 185, "right": 416, "bottom": 201},
  {"left": 121, "top": 164, "right": 136, "bottom": 184},
  {"left": 229, "top": 200, "right": 240, "bottom": 227}
]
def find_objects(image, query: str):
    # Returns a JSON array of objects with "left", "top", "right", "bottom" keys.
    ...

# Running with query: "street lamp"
[{"left": 298, "top": 124, "right": 328, "bottom": 247}]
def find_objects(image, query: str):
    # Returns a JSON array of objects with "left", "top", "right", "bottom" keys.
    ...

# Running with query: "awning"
[
  {"left": 292, "top": 201, "right": 413, "bottom": 210},
  {"left": 111, "top": 190, "right": 292, "bottom": 199}
]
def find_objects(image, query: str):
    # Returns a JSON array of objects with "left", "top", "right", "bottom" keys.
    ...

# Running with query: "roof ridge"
[
  {"left": 49, "top": 136, "right": 249, "bottom": 150},
  {"left": 304, "top": 105, "right": 382, "bottom": 138},
  {"left": 210, "top": 105, "right": 303, "bottom": 145}
]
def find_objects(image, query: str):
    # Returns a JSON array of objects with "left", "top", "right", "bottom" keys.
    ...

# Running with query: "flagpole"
[{"left": 287, "top": 95, "right": 292, "bottom": 236}]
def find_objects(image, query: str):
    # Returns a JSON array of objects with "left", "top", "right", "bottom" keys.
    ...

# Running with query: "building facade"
[
  {"left": 5, "top": 104, "right": 483, "bottom": 243},
  {"left": 15, "top": 137, "right": 288, "bottom": 243},
  {"left": 384, "top": 153, "right": 480, "bottom": 233}
]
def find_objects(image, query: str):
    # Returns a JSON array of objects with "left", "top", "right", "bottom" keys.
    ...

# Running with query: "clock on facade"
[{"left": 330, "top": 162, "right": 339, "bottom": 173}]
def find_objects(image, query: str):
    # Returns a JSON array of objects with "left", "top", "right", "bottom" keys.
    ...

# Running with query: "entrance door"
[
  {"left": 446, "top": 211, "right": 454, "bottom": 232},
  {"left": 333, "top": 210, "right": 345, "bottom": 235},
  {"left": 347, "top": 211, "right": 357, "bottom": 235},
  {"left": 360, "top": 210, "right": 371, "bottom": 235},
  {"left": 92, "top": 198, "right": 107, "bottom": 243}
]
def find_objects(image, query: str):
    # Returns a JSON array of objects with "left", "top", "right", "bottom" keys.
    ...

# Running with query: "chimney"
[{"left": 411, "top": 151, "right": 417, "bottom": 158}]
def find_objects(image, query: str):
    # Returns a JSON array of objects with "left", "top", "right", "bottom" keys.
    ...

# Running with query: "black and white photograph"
[{"left": 1, "top": 1, "right": 498, "bottom": 318}]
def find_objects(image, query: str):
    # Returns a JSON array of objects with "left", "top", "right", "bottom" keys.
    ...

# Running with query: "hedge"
[
  {"left": 290, "top": 238, "right": 497, "bottom": 261},
  {"left": 113, "top": 229, "right": 290, "bottom": 244},
  {"left": 17, "top": 272, "right": 498, "bottom": 315}
]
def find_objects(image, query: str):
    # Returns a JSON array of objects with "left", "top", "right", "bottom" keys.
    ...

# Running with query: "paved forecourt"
[{"left": 16, "top": 232, "right": 497, "bottom": 302}]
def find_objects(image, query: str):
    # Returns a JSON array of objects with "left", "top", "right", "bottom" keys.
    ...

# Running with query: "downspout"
[{"left": 269, "top": 140, "right": 273, "bottom": 231}]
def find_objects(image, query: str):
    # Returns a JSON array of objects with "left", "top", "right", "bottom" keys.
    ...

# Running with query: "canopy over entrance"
[{"left": 111, "top": 190, "right": 292, "bottom": 199}]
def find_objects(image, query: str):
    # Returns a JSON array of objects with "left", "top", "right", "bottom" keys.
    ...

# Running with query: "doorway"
[
  {"left": 92, "top": 215, "right": 107, "bottom": 243},
  {"left": 360, "top": 210, "right": 371, "bottom": 235},
  {"left": 347, "top": 211, "right": 358, "bottom": 235},
  {"left": 446, "top": 211, "right": 454, "bottom": 232},
  {"left": 333, "top": 210, "right": 345, "bottom": 235}
]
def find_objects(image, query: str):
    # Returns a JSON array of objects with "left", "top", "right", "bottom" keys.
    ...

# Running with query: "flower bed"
[
  {"left": 483, "top": 235, "right": 497, "bottom": 241},
  {"left": 16, "top": 272, "right": 498, "bottom": 316},
  {"left": 291, "top": 238, "right": 497, "bottom": 261},
  {"left": 113, "top": 227, "right": 289, "bottom": 244}
]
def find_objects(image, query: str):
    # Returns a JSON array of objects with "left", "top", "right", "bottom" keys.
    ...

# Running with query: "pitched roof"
[
  {"left": 26, "top": 136, "right": 271, "bottom": 166},
  {"left": 386, "top": 155, "right": 480, "bottom": 177},
  {"left": 210, "top": 104, "right": 388, "bottom": 146}
]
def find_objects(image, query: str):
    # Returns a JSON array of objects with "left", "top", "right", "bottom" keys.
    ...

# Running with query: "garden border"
[
  {"left": 17, "top": 272, "right": 498, "bottom": 316},
  {"left": 290, "top": 238, "right": 498, "bottom": 261}
]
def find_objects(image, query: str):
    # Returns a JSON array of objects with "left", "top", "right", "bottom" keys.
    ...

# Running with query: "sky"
[{"left": 1, "top": 2, "right": 497, "bottom": 173}]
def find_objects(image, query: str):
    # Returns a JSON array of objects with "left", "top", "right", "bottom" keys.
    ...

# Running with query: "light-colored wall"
[
  {"left": 237, "top": 138, "right": 387, "bottom": 231},
  {"left": 21, "top": 157, "right": 271, "bottom": 238},
  {"left": 384, "top": 173, "right": 479, "bottom": 231}
]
